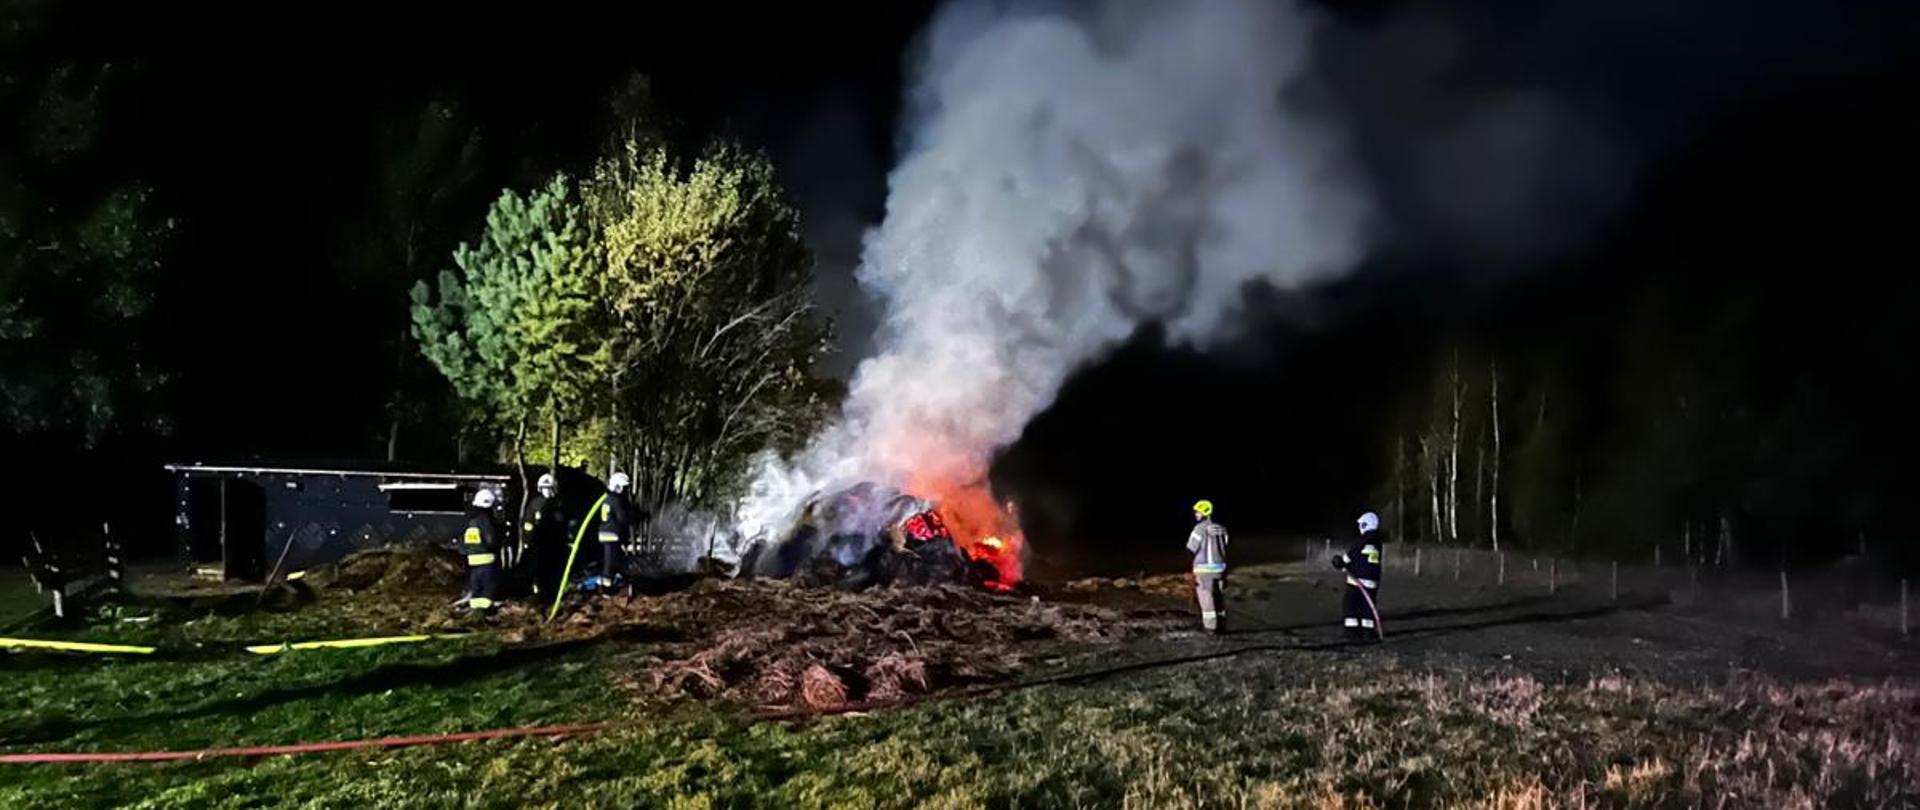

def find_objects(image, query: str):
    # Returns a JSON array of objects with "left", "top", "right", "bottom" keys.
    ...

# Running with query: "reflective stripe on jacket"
[{"left": 1187, "top": 519, "right": 1229, "bottom": 574}]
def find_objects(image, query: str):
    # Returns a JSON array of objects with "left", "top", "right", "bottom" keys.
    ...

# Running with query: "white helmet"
[
  {"left": 609, "top": 472, "right": 631, "bottom": 493},
  {"left": 536, "top": 473, "right": 557, "bottom": 494},
  {"left": 1357, "top": 511, "right": 1380, "bottom": 534},
  {"left": 472, "top": 488, "right": 498, "bottom": 509}
]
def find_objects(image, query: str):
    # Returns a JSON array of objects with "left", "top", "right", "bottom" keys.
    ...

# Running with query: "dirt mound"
[
  {"left": 529, "top": 580, "right": 1164, "bottom": 710},
  {"left": 306, "top": 547, "right": 466, "bottom": 597}
]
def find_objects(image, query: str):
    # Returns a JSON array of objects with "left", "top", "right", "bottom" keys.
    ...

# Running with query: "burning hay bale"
[{"left": 739, "top": 482, "right": 1014, "bottom": 592}]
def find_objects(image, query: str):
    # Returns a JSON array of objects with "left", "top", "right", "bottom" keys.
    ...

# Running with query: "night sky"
[{"left": 10, "top": 1, "right": 1920, "bottom": 568}]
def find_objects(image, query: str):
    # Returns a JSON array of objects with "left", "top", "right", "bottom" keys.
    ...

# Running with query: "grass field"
[{"left": 3, "top": 558, "right": 1915, "bottom": 808}]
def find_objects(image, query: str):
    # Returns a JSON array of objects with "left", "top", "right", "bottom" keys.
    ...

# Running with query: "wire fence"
[{"left": 1303, "top": 538, "right": 1911, "bottom": 640}]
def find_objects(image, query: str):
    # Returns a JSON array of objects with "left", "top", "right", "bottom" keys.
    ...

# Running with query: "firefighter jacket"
[
  {"left": 461, "top": 509, "right": 502, "bottom": 567},
  {"left": 1339, "top": 530, "right": 1385, "bottom": 588},
  {"left": 1186, "top": 519, "right": 1229, "bottom": 575},
  {"left": 597, "top": 491, "right": 634, "bottom": 544},
  {"left": 522, "top": 494, "right": 566, "bottom": 545}
]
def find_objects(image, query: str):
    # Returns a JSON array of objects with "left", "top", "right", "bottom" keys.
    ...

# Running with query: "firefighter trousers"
[
  {"left": 598, "top": 537, "right": 624, "bottom": 583},
  {"left": 1195, "top": 572, "right": 1226, "bottom": 632},
  {"left": 1342, "top": 580, "right": 1379, "bottom": 633},
  {"left": 467, "top": 563, "right": 499, "bottom": 611}
]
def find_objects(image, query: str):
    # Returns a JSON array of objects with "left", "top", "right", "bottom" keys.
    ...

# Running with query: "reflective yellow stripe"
[
  {"left": 243, "top": 634, "right": 469, "bottom": 655},
  {"left": 466, "top": 553, "right": 497, "bottom": 565},
  {"left": 523, "top": 522, "right": 535, "bottom": 532},
  {"left": 0, "top": 637, "right": 157, "bottom": 655},
  {"left": 463, "top": 527, "right": 481, "bottom": 543},
  {"left": 1193, "top": 563, "right": 1226, "bottom": 574},
  {"left": 468, "top": 597, "right": 494, "bottom": 609},
  {"left": 597, "top": 531, "right": 619, "bottom": 543}
]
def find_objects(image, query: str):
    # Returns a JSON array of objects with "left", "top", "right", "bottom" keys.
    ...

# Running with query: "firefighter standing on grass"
[
  {"left": 590, "top": 472, "right": 634, "bottom": 590},
  {"left": 521, "top": 473, "right": 566, "bottom": 596},
  {"left": 461, "top": 489, "right": 503, "bottom": 612},
  {"left": 1187, "top": 500, "right": 1230, "bottom": 634},
  {"left": 1332, "top": 511, "right": 1385, "bottom": 639}
]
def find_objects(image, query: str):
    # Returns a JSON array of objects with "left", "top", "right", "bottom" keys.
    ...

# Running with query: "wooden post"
[
  {"left": 103, "top": 522, "right": 122, "bottom": 588},
  {"left": 1324, "top": 538, "right": 1332, "bottom": 559},
  {"left": 1549, "top": 559, "right": 1558, "bottom": 594},
  {"left": 1779, "top": 569, "right": 1790, "bottom": 621},
  {"left": 1610, "top": 561, "right": 1619, "bottom": 603},
  {"left": 1498, "top": 552, "right": 1506, "bottom": 586},
  {"left": 1304, "top": 539, "right": 1312, "bottom": 564},
  {"left": 1414, "top": 546, "right": 1423, "bottom": 577}
]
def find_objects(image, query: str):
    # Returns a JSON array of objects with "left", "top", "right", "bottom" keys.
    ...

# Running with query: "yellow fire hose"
[
  {"left": 0, "top": 637, "right": 156, "bottom": 655},
  {"left": 548, "top": 493, "right": 610, "bottom": 623},
  {"left": 243, "top": 634, "right": 472, "bottom": 655}
]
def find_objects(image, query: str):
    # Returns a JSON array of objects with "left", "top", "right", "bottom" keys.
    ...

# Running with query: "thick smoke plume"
[{"left": 737, "top": 0, "right": 1368, "bottom": 571}]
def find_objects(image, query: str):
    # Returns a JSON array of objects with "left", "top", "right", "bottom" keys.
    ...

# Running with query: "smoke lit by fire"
[{"left": 733, "top": 0, "right": 1366, "bottom": 581}]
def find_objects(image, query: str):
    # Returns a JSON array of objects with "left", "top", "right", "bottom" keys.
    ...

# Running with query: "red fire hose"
[{"left": 0, "top": 722, "right": 612, "bottom": 764}]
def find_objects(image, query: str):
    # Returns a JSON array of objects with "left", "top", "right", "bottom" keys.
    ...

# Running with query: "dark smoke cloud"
[{"left": 1311, "top": 0, "right": 1919, "bottom": 268}]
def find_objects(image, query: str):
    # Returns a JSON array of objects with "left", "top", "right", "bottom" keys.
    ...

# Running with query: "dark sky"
[{"left": 16, "top": 0, "right": 1920, "bottom": 565}]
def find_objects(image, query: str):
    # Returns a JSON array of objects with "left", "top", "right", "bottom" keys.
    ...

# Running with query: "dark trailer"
[{"left": 167, "top": 463, "right": 514, "bottom": 581}]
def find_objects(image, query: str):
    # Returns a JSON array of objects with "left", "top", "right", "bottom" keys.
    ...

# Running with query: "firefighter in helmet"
[
  {"left": 589, "top": 472, "right": 634, "bottom": 590},
  {"left": 1331, "top": 511, "right": 1386, "bottom": 640},
  {"left": 461, "top": 488, "right": 504, "bottom": 612},
  {"left": 1187, "top": 500, "right": 1230, "bottom": 634},
  {"left": 521, "top": 473, "right": 566, "bottom": 596}
]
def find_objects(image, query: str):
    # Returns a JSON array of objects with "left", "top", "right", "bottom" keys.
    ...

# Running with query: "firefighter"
[
  {"left": 1331, "top": 511, "right": 1385, "bottom": 640},
  {"left": 521, "top": 473, "right": 566, "bottom": 596},
  {"left": 589, "top": 472, "right": 634, "bottom": 590},
  {"left": 1187, "top": 499, "right": 1229, "bottom": 634},
  {"left": 461, "top": 488, "right": 503, "bottom": 612}
]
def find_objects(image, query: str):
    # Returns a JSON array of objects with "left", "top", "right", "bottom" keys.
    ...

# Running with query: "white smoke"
[{"left": 737, "top": 0, "right": 1368, "bottom": 548}]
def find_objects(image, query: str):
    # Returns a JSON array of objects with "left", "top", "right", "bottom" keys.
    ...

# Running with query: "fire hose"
[
  {"left": 0, "top": 723, "right": 612, "bottom": 764},
  {"left": 549, "top": 493, "right": 611, "bottom": 622}
]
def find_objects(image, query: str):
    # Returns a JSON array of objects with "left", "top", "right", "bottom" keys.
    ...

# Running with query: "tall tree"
[
  {"left": 410, "top": 175, "right": 604, "bottom": 473},
  {"left": 0, "top": 9, "right": 174, "bottom": 447},
  {"left": 357, "top": 98, "right": 485, "bottom": 460},
  {"left": 586, "top": 140, "right": 832, "bottom": 510}
]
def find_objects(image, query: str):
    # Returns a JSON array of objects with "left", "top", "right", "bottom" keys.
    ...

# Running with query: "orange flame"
[{"left": 904, "top": 474, "right": 1023, "bottom": 585}]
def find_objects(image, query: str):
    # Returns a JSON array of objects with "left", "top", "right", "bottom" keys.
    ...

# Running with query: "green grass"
[
  {"left": 6, "top": 643, "right": 1915, "bottom": 809},
  {"left": 0, "top": 569, "right": 49, "bottom": 627}
]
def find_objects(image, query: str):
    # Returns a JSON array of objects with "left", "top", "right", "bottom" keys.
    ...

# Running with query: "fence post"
[
  {"left": 1610, "top": 561, "right": 1619, "bottom": 603},
  {"left": 1498, "top": 552, "right": 1506, "bottom": 586},
  {"left": 103, "top": 522, "right": 123, "bottom": 589},
  {"left": 1304, "top": 540, "right": 1312, "bottom": 564},
  {"left": 1779, "top": 569, "right": 1791, "bottom": 621},
  {"left": 1324, "top": 538, "right": 1331, "bottom": 559},
  {"left": 1454, "top": 548, "right": 1462, "bottom": 581},
  {"left": 1549, "top": 559, "right": 1558, "bottom": 594},
  {"left": 1414, "top": 546, "right": 1422, "bottom": 577}
]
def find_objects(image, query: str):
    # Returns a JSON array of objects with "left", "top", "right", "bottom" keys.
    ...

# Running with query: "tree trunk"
[
  {"left": 514, "top": 413, "right": 530, "bottom": 560},
  {"left": 1394, "top": 433, "right": 1407, "bottom": 542},
  {"left": 1569, "top": 470, "right": 1583, "bottom": 554},
  {"left": 1718, "top": 509, "right": 1733, "bottom": 567},
  {"left": 1424, "top": 436, "right": 1442, "bottom": 543},
  {"left": 386, "top": 418, "right": 400, "bottom": 463},
  {"left": 1490, "top": 361, "right": 1501, "bottom": 553},
  {"left": 1473, "top": 418, "right": 1485, "bottom": 545},
  {"left": 1447, "top": 356, "right": 1462, "bottom": 545},
  {"left": 550, "top": 394, "right": 562, "bottom": 470}
]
